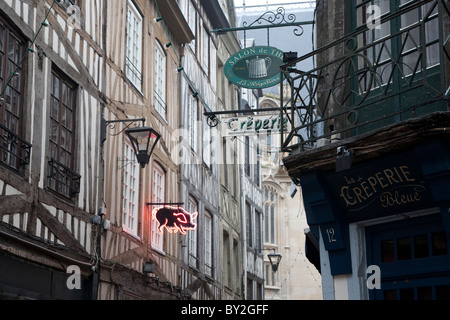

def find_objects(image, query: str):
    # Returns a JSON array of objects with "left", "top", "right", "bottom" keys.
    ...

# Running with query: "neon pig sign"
[{"left": 152, "top": 206, "right": 198, "bottom": 235}]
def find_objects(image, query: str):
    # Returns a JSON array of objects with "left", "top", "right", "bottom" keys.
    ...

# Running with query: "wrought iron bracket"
[
  {"left": 100, "top": 116, "right": 146, "bottom": 144},
  {"left": 211, "top": 7, "right": 313, "bottom": 46}
]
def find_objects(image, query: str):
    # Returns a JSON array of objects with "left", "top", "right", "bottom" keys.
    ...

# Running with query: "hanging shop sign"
[
  {"left": 222, "top": 113, "right": 290, "bottom": 137},
  {"left": 325, "top": 152, "right": 433, "bottom": 222},
  {"left": 225, "top": 46, "right": 284, "bottom": 89},
  {"left": 152, "top": 206, "right": 197, "bottom": 235}
]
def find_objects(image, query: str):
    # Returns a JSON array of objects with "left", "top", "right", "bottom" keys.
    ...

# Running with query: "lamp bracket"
[{"left": 101, "top": 116, "right": 146, "bottom": 143}]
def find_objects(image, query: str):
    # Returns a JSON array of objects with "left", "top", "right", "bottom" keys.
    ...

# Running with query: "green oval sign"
[{"left": 225, "top": 46, "right": 284, "bottom": 89}]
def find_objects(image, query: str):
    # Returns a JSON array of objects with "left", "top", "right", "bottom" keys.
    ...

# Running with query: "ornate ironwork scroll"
[{"left": 242, "top": 7, "right": 305, "bottom": 47}]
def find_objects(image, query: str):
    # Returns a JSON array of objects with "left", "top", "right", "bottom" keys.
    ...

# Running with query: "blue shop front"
[{"left": 286, "top": 113, "right": 450, "bottom": 300}]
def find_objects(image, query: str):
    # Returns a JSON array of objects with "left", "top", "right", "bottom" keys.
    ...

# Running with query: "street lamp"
[
  {"left": 125, "top": 126, "right": 161, "bottom": 168},
  {"left": 267, "top": 253, "right": 282, "bottom": 273},
  {"left": 101, "top": 116, "right": 160, "bottom": 169}
]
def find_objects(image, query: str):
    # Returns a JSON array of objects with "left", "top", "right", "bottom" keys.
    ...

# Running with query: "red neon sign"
[{"left": 152, "top": 206, "right": 198, "bottom": 235}]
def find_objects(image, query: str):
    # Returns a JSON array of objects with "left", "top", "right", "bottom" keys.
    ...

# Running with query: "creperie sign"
[
  {"left": 222, "top": 114, "right": 290, "bottom": 137},
  {"left": 325, "top": 153, "right": 433, "bottom": 221}
]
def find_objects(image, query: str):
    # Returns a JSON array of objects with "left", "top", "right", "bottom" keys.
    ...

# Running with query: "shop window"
[
  {"left": 431, "top": 232, "right": 447, "bottom": 256},
  {"left": 380, "top": 240, "right": 394, "bottom": 262},
  {"left": 397, "top": 237, "right": 411, "bottom": 260},
  {"left": 413, "top": 234, "right": 429, "bottom": 258}
]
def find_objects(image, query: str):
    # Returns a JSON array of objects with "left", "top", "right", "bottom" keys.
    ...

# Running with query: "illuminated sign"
[
  {"left": 152, "top": 206, "right": 197, "bottom": 235},
  {"left": 225, "top": 46, "right": 284, "bottom": 89}
]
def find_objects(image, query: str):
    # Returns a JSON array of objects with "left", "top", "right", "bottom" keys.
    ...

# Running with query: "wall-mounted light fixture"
[
  {"left": 125, "top": 126, "right": 161, "bottom": 168},
  {"left": 101, "top": 116, "right": 160, "bottom": 169},
  {"left": 267, "top": 253, "right": 283, "bottom": 273},
  {"left": 259, "top": 248, "right": 283, "bottom": 273}
]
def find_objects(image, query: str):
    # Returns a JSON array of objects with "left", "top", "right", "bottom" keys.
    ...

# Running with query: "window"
[
  {"left": 222, "top": 138, "right": 228, "bottom": 186},
  {"left": 264, "top": 187, "right": 276, "bottom": 244},
  {"left": 201, "top": 25, "right": 209, "bottom": 74},
  {"left": 255, "top": 210, "right": 262, "bottom": 251},
  {"left": 254, "top": 145, "right": 261, "bottom": 186},
  {"left": 188, "top": 196, "right": 198, "bottom": 268},
  {"left": 187, "top": 0, "right": 197, "bottom": 54},
  {"left": 265, "top": 264, "right": 277, "bottom": 287},
  {"left": 233, "top": 239, "right": 240, "bottom": 291},
  {"left": 350, "top": 0, "right": 443, "bottom": 133},
  {"left": 154, "top": 41, "right": 166, "bottom": 119},
  {"left": 126, "top": 0, "right": 143, "bottom": 90},
  {"left": 122, "top": 143, "right": 140, "bottom": 236},
  {"left": 245, "top": 136, "right": 250, "bottom": 176},
  {"left": 0, "top": 19, "right": 30, "bottom": 172},
  {"left": 47, "top": 68, "right": 80, "bottom": 198},
  {"left": 188, "top": 92, "right": 198, "bottom": 152},
  {"left": 246, "top": 202, "right": 253, "bottom": 248},
  {"left": 151, "top": 162, "right": 165, "bottom": 250},
  {"left": 205, "top": 211, "right": 213, "bottom": 276},
  {"left": 223, "top": 231, "right": 230, "bottom": 287}
]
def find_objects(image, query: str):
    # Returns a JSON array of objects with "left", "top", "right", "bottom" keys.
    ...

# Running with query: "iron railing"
[
  {"left": 0, "top": 123, "right": 32, "bottom": 172},
  {"left": 280, "top": 0, "right": 450, "bottom": 153},
  {"left": 47, "top": 158, "right": 81, "bottom": 198}
]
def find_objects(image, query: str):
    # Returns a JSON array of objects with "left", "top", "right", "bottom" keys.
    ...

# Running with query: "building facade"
[
  {"left": 0, "top": 0, "right": 247, "bottom": 300},
  {"left": 0, "top": 0, "right": 105, "bottom": 299},
  {"left": 260, "top": 93, "right": 322, "bottom": 300},
  {"left": 99, "top": 0, "right": 193, "bottom": 300},
  {"left": 281, "top": 0, "right": 450, "bottom": 300}
]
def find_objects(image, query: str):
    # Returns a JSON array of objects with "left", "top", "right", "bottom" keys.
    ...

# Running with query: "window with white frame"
[
  {"left": 151, "top": 162, "right": 165, "bottom": 251},
  {"left": 201, "top": 25, "right": 209, "bottom": 74},
  {"left": 154, "top": 41, "right": 167, "bottom": 119},
  {"left": 188, "top": 196, "right": 198, "bottom": 268},
  {"left": 256, "top": 210, "right": 262, "bottom": 251},
  {"left": 187, "top": 0, "right": 197, "bottom": 53},
  {"left": 246, "top": 202, "right": 253, "bottom": 248},
  {"left": 125, "top": 0, "right": 143, "bottom": 90},
  {"left": 205, "top": 211, "right": 213, "bottom": 276},
  {"left": 122, "top": 143, "right": 140, "bottom": 236},
  {"left": 188, "top": 92, "right": 198, "bottom": 152},
  {"left": 264, "top": 187, "right": 276, "bottom": 244},
  {"left": 203, "top": 118, "right": 211, "bottom": 167}
]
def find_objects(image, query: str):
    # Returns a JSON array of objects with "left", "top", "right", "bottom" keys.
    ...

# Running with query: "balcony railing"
[
  {"left": 47, "top": 158, "right": 81, "bottom": 198},
  {"left": 280, "top": 0, "right": 450, "bottom": 153},
  {"left": 0, "top": 123, "right": 32, "bottom": 172}
]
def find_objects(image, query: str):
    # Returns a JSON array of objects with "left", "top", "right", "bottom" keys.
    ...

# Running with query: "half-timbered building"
[
  {"left": 99, "top": 0, "right": 193, "bottom": 299},
  {"left": 0, "top": 0, "right": 105, "bottom": 299}
]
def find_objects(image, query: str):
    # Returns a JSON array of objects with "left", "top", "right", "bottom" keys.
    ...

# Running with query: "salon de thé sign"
[{"left": 225, "top": 46, "right": 284, "bottom": 89}]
